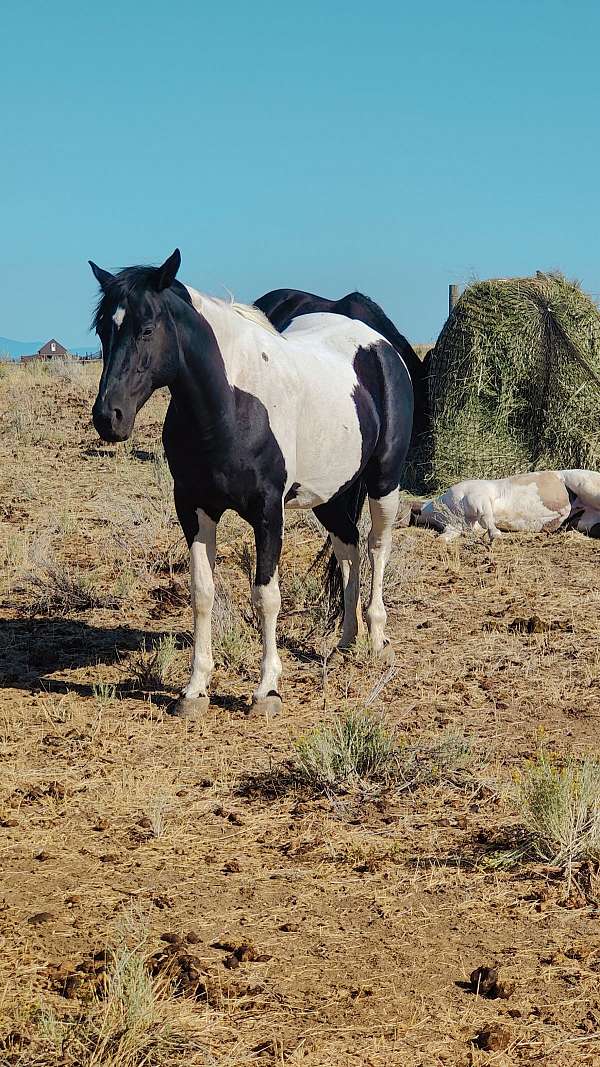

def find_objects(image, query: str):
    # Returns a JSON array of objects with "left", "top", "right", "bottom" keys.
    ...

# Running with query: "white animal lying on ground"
[
  {"left": 561, "top": 469, "right": 600, "bottom": 536},
  {"left": 413, "top": 469, "right": 600, "bottom": 542}
]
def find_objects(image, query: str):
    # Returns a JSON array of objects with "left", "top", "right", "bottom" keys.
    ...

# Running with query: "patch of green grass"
[
  {"left": 295, "top": 708, "right": 397, "bottom": 789},
  {"left": 294, "top": 711, "right": 470, "bottom": 794},
  {"left": 129, "top": 634, "right": 179, "bottom": 693},
  {"left": 92, "top": 681, "right": 117, "bottom": 707},
  {"left": 513, "top": 751, "right": 600, "bottom": 870}
]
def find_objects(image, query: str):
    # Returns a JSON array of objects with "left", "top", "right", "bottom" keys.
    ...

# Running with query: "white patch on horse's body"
[
  {"left": 252, "top": 572, "right": 282, "bottom": 700},
  {"left": 184, "top": 290, "right": 387, "bottom": 508},
  {"left": 419, "top": 471, "right": 571, "bottom": 541},
  {"left": 182, "top": 509, "right": 216, "bottom": 700},
  {"left": 112, "top": 306, "right": 126, "bottom": 329},
  {"left": 366, "top": 489, "right": 399, "bottom": 648}
]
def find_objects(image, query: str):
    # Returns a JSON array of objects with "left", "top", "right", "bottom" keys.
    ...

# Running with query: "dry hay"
[{"left": 423, "top": 272, "right": 600, "bottom": 490}]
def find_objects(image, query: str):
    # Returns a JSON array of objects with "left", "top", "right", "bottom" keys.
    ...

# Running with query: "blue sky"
[{"left": 1, "top": 0, "right": 600, "bottom": 348}]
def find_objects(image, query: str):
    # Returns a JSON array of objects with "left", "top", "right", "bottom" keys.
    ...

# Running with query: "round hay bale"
[{"left": 424, "top": 273, "right": 600, "bottom": 490}]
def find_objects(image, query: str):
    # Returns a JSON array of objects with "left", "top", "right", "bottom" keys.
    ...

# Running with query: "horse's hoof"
[
  {"left": 249, "top": 692, "right": 282, "bottom": 719},
  {"left": 326, "top": 646, "right": 353, "bottom": 669},
  {"left": 374, "top": 642, "right": 396, "bottom": 666},
  {"left": 168, "top": 695, "right": 210, "bottom": 719}
]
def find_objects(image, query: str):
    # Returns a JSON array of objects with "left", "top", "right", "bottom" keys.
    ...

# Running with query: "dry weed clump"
[
  {"left": 513, "top": 751, "right": 600, "bottom": 870},
  {"left": 20, "top": 558, "right": 121, "bottom": 615},
  {"left": 127, "top": 634, "right": 179, "bottom": 694},
  {"left": 15, "top": 942, "right": 210, "bottom": 1067},
  {"left": 294, "top": 709, "right": 470, "bottom": 794}
]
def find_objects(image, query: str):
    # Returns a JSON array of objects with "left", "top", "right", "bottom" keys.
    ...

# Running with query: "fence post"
[{"left": 449, "top": 283, "right": 460, "bottom": 315}]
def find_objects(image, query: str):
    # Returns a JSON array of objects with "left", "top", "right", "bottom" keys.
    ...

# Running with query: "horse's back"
[
  {"left": 283, "top": 311, "right": 402, "bottom": 368},
  {"left": 256, "top": 286, "right": 426, "bottom": 438}
]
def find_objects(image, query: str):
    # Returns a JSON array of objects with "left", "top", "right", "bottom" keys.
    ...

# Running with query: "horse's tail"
[{"left": 310, "top": 476, "right": 369, "bottom": 635}]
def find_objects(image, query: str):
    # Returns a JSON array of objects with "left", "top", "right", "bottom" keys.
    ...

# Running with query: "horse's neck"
[
  {"left": 183, "top": 286, "right": 277, "bottom": 380},
  {"left": 168, "top": 297, "right": 235, "bottom": 450}
]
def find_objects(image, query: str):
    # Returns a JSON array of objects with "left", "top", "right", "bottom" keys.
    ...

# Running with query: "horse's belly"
[
  {"left": 494, "top": 489, "right": 565, "bottom": 531},
  {"left": 285, "top": 486, "right": 326, "bottom": 509},
  {"left": 284, "top": 394, "right": 365, "bottom": 508}
]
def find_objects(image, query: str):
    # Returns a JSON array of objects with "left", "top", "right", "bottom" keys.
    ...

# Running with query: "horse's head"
[{"left": 90, "top": 250, "right": 182, "bottom": 442}]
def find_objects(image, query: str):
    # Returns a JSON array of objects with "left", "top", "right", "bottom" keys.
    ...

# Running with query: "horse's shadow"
[
  {"left": 0, "top": 617, "right": 175, "bottom": 702},
  {"left": 0, "top": 617, "right": 255, "bottom": 714}
]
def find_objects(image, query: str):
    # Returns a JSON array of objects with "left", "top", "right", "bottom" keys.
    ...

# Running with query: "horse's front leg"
[
  {"left": 251, "top": 501, "right": 284, "bottom": 716},
  {"left": 171, "top": 507, "right": 217, "bottom": 718}
]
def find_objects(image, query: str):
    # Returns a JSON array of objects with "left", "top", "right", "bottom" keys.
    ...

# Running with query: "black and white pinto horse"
[
  {"left": 89, "top": 251, "right": 413, "bottom": 717},
  {"left": 254, "top": 287, "right": 428, "bottom": 440}
]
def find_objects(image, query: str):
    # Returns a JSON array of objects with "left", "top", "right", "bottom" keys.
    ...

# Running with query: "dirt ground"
[{"left": 1, "top": 361, "right": 600, "bottom": 1066}]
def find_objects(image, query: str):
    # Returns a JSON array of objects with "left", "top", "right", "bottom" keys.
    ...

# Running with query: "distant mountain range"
[{"left": 0, "top": 336, "right": 98, "bottom": 359}]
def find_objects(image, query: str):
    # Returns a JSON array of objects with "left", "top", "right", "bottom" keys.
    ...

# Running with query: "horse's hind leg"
[
  {"left": 314, "top": 488, "right": 364, "bottom": 649},
  {"left": 366, "top": 488, "right": 399, "bottom": 653},
  {"left": 251, "top": 500, "right": 284, "bottom": 715},
  {"left": 330, "top": 536, "right": 362, "bottom": 648}
]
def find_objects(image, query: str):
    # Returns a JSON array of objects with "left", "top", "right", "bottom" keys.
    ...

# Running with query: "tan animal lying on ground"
[{"left": 412, "top": 470, "right": 600, "bottom": 542}]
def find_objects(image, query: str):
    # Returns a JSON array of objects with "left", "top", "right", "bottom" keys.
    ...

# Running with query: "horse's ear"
[
  {"left": 155, "top": 249, "right": 181, "bottom": 291},
  {"left": 89, "top": 261, "right": 114, "bottom": 290}
]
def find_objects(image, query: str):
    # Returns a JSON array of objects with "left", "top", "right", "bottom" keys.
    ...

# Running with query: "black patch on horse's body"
[
  {"left": 564, "top": 486, "right": 585, "bottom": 530},
  {"left": 313, "top": 341, "right": 413, "bottom": 547},
  {"left": 255, "top": 286, "right": 427, "bottom": 438},
  {"left": 166, "top": 386, "right": 286, "bottom": 582},
  {"left": 161, "top": 300, "right": 287, "bottom": 582}
]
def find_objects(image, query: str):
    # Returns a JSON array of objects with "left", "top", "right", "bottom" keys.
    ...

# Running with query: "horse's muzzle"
[{"left": 92, "top": 399, "right": 132, "bottom": 443}]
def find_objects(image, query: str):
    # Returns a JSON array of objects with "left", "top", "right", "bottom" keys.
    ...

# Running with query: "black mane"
[{"left": 91, "top": 266, "right": 190, "bottom": 332}]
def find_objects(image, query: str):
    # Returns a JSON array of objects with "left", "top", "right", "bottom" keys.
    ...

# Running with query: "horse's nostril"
[{"left": 113, "top": 407, "right": 123, "bottom": 423}]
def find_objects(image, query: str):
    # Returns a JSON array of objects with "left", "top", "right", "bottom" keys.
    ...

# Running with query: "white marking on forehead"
[{"left": 113, "top": 306, "right": 126, "bottom": 329}]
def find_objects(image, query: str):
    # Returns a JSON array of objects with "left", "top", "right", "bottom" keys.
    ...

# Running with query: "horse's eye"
[{"left": 142, "top": 326, "right": 154, "bottom": 338}]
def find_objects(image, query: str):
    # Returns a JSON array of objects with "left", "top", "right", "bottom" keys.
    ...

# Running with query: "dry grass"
[
  {"left": 6, "top": 937, "right": 214, "bottom": 1066},
  {"left": 427, "top": 272, "right": 600, "bottom": 489},
  {"left": 20, "top": 558, "right": 121, "bottom": 615},
  {"left": 2, "top": 365, "right": 600, "bottom": 1064}
]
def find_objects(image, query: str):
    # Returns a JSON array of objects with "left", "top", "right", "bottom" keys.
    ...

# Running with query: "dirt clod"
[
  {"left": 474, "top": 1024, "right": 513, "bottom": 1051},
  {"left": 27, "top": 911, "right": 55, "bottom": 925},
  {"left": 160, "top": 931, "right": 183, "bottom": 944},
  {"left": 469, "top": 964, "right": 500, "bottom": 997}
]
